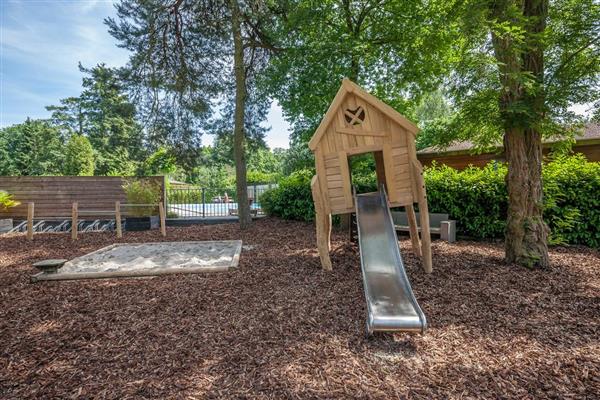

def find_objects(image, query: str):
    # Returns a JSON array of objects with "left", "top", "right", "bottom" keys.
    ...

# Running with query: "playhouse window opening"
[{"left": 348, "top": 151, "right": 386, "bottom": 194}]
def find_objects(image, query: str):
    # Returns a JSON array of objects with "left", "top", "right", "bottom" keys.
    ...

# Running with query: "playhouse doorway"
[{"left": 348, "top": 150, "right": 387, "bottom": 194}]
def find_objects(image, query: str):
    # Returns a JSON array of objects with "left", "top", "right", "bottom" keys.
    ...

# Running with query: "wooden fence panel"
[{"left": 0, "top": 176, "right": 165, "bottom": 219}]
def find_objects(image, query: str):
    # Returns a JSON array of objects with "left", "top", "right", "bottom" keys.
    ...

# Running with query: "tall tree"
[
  {"left": 266, "top": 0, "right": 599, "bottom": 267},
  {"left": 47, "top": 64, "right": 145, "bottom": 175},
  {"left": 107, "top": 0, "right": 277, "bottom": 228},
  {"left": 444, "top": 0, "right": 600, "bottom": 267},
  {"left": 262, "top": 0, "right": 456, "bottom": 143},
  {"left": 63, "top": 135, "right": 95, "bottom": 176},
  {"left": 0, "top": 119, "right": 64, "bottom": 176}
]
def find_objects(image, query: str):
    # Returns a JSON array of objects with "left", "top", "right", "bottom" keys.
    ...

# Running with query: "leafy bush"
[
  {"left": 542, "top": 154, "right": 600, "bottom": 247},
  {"left": 122, "top": 179, "right": 162, "bottom": 217},
  {"left": 0, "top": 191, "right": 20, "bottom": 211},
  {"left": 261, "top": 155, "right": 600, "bottom": 248},
  {"left": 261, "top": 169, "right": 315, "bottom": 221},
  {"left": 425, "top": 162, "right": 508, "bottom": 239}
]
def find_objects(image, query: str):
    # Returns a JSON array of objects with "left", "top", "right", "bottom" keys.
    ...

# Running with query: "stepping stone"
[{"left": 33, "top": 259, "right": 68, "bottom": 274}]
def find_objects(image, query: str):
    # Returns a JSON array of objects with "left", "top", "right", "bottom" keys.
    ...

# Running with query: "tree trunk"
[
  {"left": 504, "top": 128, "right": 549, "bottom": 267},
  {"left": 492, "top": 0, "right": 550, "bottom": 268},
  {"left": 231, "top": 0, "right": 252, "bottom": 229}
]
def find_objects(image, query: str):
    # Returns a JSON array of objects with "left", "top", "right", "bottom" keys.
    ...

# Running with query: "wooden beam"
[
  {"left": 315, "top": 148, "right": 331, "bottom": 214},
  {"left": 383, "top": 143, "right": 398, "bottom": 202},
  {"left": 311, "top": 176, "right": 332, "bottom": 270},
  {"left": 159, "top": 202, "right": 166, "bottom": 237},
  {"left": 412, "top": 160, "right": 432, "bottom": 273},
  {"left": 405, "top": 204, "right": 422, "bottom": 257},
  {"left": 345, "top": 144, "right": 384, "bottom": 156},
  {"left": 338, "top": 151, "right": 353, "bottom": 208},
  {"left": 115, "top": 201, "right": 122, "bottom": 238},
  {"left": 71, "top": 202, "right": 78, "bottom": 240},
  {"left": 336, "top": 128, "right": 386, "bottom": 137},
  {"left": 26, "top": 202, "right": 34, "bottom": 241}
]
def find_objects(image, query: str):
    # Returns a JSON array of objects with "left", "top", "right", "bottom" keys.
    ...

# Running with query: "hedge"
[
  {"left": 260, "top": 169, "right": 315, "bottom": 222},
  {"left": 261, "top": 155, "right": 600, "bottom": 248}
]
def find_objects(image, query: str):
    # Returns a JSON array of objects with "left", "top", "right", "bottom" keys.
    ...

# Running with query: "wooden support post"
[
  {"left": 311, "top": 176, "right": 332, "bottom": 270},
  {"left": 71, "top": 202, "right": 78, "bottom": 240},
  {"left": 115, "top": 201, "right": 122, "bottom": 238},
  {"left": 405, "top": 204, "right": 422, "bottom": 257},
  {"left": 326, "top": 213, "right": 332, "bottom": 251},
  {"left": 26, "top": 202, "right": 34, "bottom": 241},
  {"left": 159, "top": 202, "right": 166, "bottom": 237},
  {"left": 414, "top": 165, "right": 432, "bottom": 273}
]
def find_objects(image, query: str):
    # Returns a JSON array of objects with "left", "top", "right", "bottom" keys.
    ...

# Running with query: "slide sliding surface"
[{"left": 354, "top": 189, "right": 427, "bottom": 335}]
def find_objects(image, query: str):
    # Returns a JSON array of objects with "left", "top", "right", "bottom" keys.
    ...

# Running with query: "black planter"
[{"left": 125, "top": 216, "right": 159, "bottom": 231}]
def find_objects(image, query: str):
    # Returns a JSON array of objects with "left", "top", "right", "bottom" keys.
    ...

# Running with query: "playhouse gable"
[
  {"left": 309, "top": 79, "right": 423, "bottom": 215},
  {"left": 308, "top": 79, "right": 419, "bottom": 152}
]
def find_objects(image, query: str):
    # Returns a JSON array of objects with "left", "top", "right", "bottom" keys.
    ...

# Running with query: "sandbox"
[{"left": 31, "top": 241, "right": 242, "bottom": 282}]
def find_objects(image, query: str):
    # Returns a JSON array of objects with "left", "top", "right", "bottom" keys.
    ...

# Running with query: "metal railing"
[{"left": 166, "top": 184, "right": 277, "bottom": 218}]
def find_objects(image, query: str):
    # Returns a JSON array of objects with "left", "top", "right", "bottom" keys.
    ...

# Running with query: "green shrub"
[
  {"left": 122, "top": 179, "right": 162, "bottom": 217},
  {"left": 261, "top": 155, "right": 600, "bottom": 248},
  {"left": 542, "top": 154, "right": 600, "bottom": 247},
  {"left": 0, "top": 191, "right": 20, "bottom": 211},
  {"left": 425, "top": 162, "right": 508, "bottom": 239},
  {"left": 261, "top": 169, "right": 315, "bottom": 221}
]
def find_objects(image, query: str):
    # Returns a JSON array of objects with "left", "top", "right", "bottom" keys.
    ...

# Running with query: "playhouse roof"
[{"left": 308, "top": 79, "right": 420, "bottom": 151}]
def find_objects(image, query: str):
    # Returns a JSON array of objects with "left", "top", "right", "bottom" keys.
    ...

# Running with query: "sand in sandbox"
[{"left": 33, "top": 241, "right": 242, "bottom": 281}]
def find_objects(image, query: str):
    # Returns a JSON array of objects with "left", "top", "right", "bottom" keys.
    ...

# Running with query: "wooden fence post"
[
  {"left": 27, "top": 202, "right": 34, "bottom": 241},
  {"left": 159, "top": 202, "right": 166, "bottom": 237},
  {"left": 71, "top": 202, "right": 78, "bottom": 240},
  {"left": 115, "top": 201, "right": 122, "bottom": 238}
]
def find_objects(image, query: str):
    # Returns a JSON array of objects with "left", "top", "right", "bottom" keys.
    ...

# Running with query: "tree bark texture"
[
  {"left": 231, "top": 0, "right": 252, "bottom": 229},
  {"left": 492, "top": 0, "right": 550, "bottom": 268}
]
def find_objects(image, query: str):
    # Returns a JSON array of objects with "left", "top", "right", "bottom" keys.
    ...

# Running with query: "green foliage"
[
  {"left": 281, "top": 144, "right": 314, "bottom": 175},
  {"left": 63, "top": 135, "right": 95, "bottom": 176},
  {"left": 0, "top": 191, "right": 20, "bottom": 211},
  {"left": 47, "top": 64, "right": 145, "bottom": 176},
  {"left": 542, "top": 154, "right": 600, "bottom": 247},
  {"left": 262, "top": 0, "right": 456, "bottom": 144},
  {"left": 0, "top": 119, "right": 64, "bottom": 176},
  {"left": 122, "top": 180, "right": 162, "bottom": 217},
  {"left": 143, "top": 147, "right": 179, "bottom": 177},
  {"left": 425, "top": 163, "right": 509, "bottom": 239},
  {"left": 262, "top": 156, "right": 600, "bottom": 248},
  {"left": 261, "top": 169, "right": 315, "bottom": 221}
]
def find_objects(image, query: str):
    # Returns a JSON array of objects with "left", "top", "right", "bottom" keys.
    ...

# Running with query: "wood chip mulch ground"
[{"left": 1, "top": 218, "right": 599, "bottom": 399}]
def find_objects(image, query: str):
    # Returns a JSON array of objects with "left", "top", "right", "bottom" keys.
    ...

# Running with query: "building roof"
[{"left": 417, "top": 123, "right": 600, "bottom": 155}]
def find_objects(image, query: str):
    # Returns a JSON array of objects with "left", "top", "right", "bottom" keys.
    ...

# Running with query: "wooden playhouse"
[{"left": 309, "top": 79, "right": 432, "bottom": 273}]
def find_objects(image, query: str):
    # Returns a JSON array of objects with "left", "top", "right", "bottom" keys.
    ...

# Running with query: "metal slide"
[{"left": 354, "top": 187, "right": 427, "bottom": 335}]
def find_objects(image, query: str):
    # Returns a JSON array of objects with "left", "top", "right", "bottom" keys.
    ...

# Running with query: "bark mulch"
[{"left": 1, "top": 218, "right": 598, "bottom": 399}]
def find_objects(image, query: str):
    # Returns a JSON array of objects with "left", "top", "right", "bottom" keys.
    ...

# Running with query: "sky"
[{"left": 0, "top": 0, "right": 291, "bottom": 149}]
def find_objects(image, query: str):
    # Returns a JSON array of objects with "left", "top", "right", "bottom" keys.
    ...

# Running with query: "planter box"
[
  {"left": 0, "top": 218, "right": 13, "bottom": 234},
  {"left": 124, "top": 216, "right": 159, "bottom": 231}
]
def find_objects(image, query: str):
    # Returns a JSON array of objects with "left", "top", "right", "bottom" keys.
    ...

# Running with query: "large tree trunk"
[
  {"left": 231, "top": 0, "right": 252, "bottom": 229},
  {"left": 492, "top": 0, "right": 550, "bottom": 268},
  {"left": 504, "top": 128, "right": 549, "bottom": 267}
]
